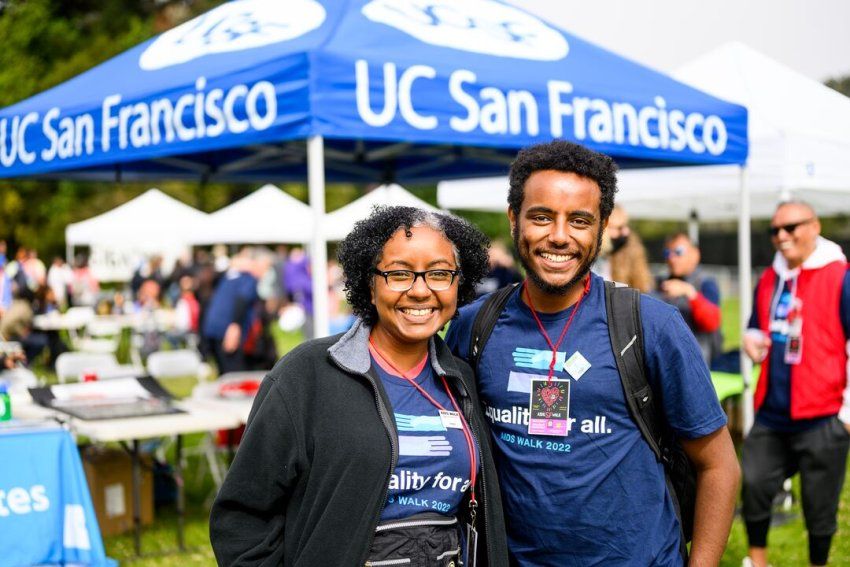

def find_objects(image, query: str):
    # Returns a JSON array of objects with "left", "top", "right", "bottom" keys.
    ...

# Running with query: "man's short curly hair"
[
  {"left": 337, "top": 205, "right": 489, "bottom": 326},
  {"left": 508, "top": 140, "right": 618, "bottom": 221}
]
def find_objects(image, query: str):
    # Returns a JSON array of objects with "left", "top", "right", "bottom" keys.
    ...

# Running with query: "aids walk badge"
[{"left": 528, "top": 378, "right": 570, "bottom": 436}]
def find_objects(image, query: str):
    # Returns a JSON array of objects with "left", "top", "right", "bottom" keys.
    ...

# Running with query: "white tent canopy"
[
  {"left": 322, "top": 184, "right": 441, "bottom": 242},
  {"left": 65, "top": 188, "right": 209, "bottom": 281},
  {"left": 437, "top": 177, "right": 507, "bottom": 213},
  {"left": 193, "top": 184, "right": 314, "bottom": 245},
  {"left": 616, "top": 41, "right": 850, "bottom": 221},
  {"left": 438, "top": 42, "right": 850, "bottom": 221},
  {"left": 66, "top": 188, "right": 208, "bottom": 246}
]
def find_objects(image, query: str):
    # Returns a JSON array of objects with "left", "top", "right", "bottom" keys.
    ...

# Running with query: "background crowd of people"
[
  {"left": 0, "top": 213, "right": 736, "bottom": 378},
  {"left": 0, "top": 241, "right": 355, "bottom": 376}
]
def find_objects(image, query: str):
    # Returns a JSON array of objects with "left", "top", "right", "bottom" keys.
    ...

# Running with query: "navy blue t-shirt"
[
  {"left": 446, "top": 273, "right": 726, "bottom": 566},
  {"left": 748, "top": 270, "right": 850, "bottom": 431},
  {"left": 374, "top": 356, "right": 478, "bottom": 521}
]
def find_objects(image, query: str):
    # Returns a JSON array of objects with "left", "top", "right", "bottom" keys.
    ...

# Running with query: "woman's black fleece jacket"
[{"left": 210, "top": 319, "right": 508, "bottom": 566}]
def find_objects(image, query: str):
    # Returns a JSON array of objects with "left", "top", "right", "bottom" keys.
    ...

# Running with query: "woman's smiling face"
[{"left": 370, "top": 225, "right": 459, "bottom": 349}]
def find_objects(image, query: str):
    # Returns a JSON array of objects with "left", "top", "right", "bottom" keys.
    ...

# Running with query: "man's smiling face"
[
  {"left": 510, "top": 170, "right": 604, "bottom": 297},
  {"left": 770, "top": 203, "right": 820, "bottom": 269}
]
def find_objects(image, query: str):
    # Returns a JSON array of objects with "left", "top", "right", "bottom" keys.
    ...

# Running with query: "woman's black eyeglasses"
[
  {"left": 372, "top": 269, "right": 460, "bottom": 292},
  {"left": 768, "top": 218, "right": 814, "bottom": 237}
]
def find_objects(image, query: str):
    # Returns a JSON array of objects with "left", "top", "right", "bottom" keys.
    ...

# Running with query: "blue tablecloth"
[{"left": 0, "top": 424, "right": 114, "bottom": 566}]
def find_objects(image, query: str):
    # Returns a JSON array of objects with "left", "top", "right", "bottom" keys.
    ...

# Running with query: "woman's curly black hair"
[{"left": 337, "top": 205, "right": 489, "bottom": 326}]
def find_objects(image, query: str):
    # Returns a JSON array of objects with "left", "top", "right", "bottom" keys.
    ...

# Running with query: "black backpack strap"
[
  {"left": 603, "top": 281, "right": 664, "bottom": 460},
  {"left": 469, "top": 284, "right": 518, "bottom": 370},
  {"left": 605, "top": 282, "right": 694, "bottom": 554}
]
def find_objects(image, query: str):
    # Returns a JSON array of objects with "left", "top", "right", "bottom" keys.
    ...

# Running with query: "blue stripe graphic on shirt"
[
  {"left": 513, "top": 347, "right": 567, "bottom": 370},
  {"left": 506, "top": 371, "right": 550, "bottom": 394},
  {"left": 398, "top": 435, "right": 453, "bottom": 456},
  {"left": 395, "top": 413, "right": 446, "bottom": 432}
]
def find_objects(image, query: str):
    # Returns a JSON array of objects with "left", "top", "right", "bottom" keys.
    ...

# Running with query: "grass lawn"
[
  {"left": 719, "top": 472, "right": 850, "bottom": 566},
  {"left": 98, "top": 316, "right": 850, "bottom": 566},
  {"left": 721, "top": 296, "right": 741, "bottom": 351},
  {"left": 101, "top": 455, "right": 850, "bottom": 566}
]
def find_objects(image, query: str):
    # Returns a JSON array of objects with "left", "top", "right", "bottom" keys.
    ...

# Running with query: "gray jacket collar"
[{"left": 328, "top": 318, "right": 455, "bottom": 378}]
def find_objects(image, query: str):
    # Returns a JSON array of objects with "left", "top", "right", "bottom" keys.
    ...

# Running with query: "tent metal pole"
[
  {"left": 308, "top": 135, "right": 330, "bottom": 338},
  {"left": 738, "top": 165, "right": 754, "bottom": 436},
  {"left": 688, "top": 209, "right": 699, "bottom": 245}
]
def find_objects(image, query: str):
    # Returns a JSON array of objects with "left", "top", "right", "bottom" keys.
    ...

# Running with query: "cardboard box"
[{"left": 81, "top": 446, "right": 154, "bottom": 537}]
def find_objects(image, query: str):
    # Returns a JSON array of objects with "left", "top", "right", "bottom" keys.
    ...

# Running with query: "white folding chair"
[
  {"left": 146, "top": 349, "right": 210, "bottom": 381},
  {"left": 189, "top": 370, "right": 269, "bottom": 491},
  {"left": 62, "top": 306, "right": 97, "bottom": 345},
  {"left": 147, "top": 349, "right": 221, "bottom": 487},
  {"left": 0, "top": 367, "right": 40, "bottom": 393},
  {"left": 64, "top": 306, "right": 96, "bottom": 326},
  {"left": 54, "top": 352, "right": 121, "bottom": 383},
  {"left": 75, "top": 317, "right": 123, "bottom": 354}
]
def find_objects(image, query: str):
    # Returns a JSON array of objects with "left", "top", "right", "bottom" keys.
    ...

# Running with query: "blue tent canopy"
[
  {"left": 0, "top": 0, "right": 747, "bottom": 183},
  {"left": 0, "top": 0, "right": 750, "bottom": 338}
]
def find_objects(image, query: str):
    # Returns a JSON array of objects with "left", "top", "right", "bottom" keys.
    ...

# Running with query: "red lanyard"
[
  {"left": 523, "top": 275, "right": 591, "bottom": 383},
  {"left": 368, "top": 337, "right": 478, "bottom": 505}
]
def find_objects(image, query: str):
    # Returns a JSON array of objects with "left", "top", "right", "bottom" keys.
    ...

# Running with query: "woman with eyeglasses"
[{"left": 210, "top": 206, "right": 508, "bottom": 567}]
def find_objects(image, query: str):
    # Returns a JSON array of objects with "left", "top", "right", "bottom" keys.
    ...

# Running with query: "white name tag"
[{"left": 439, "top": 410, "right": 463, "bottom": 429}]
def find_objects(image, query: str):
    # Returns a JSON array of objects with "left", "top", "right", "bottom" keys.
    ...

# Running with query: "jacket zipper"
[
  {"left": 331, "top": 349, "right": 399, "bottom": 566},
  {"left": 365, "top": 559, "right": 411, "bottom": 566},
  {"left": 375, "top": 516, "right": 458, "bottom": 532},
  {"left": 359, "top": 369, "right": 398, "bottom": 566}
]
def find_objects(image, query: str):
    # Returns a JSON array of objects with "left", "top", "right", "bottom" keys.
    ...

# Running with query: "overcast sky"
[{"left": 510, "top": 0, "right": 850, "bottom": 83}]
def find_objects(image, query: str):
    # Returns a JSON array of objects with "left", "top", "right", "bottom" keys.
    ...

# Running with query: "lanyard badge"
[
  {"left": 528, "top": 378, "right": 570, "bottom": 436},
  {"left": 464, "top": 500, "right": 479, "bottom": 567},
  {"left": 522, "top": 277, "right": 589, "bottom": 437},
  {"left": 784, "top": 298, "right": 803, "bottom": 365}
]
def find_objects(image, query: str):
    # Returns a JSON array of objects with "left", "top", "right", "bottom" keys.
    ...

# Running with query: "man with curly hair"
[{"left": 447, "top": 140, "right": 739, "bottom": 566}]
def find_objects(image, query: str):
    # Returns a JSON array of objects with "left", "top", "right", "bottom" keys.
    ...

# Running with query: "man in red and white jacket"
[
  {"left": 658, "top": 232, "right": 723, "bottom": 365},
  {"left": 742, "top": 201, "right": 850, "bottom": 567}
]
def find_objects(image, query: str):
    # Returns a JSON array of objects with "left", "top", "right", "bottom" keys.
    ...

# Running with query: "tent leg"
[
  {"left": 738, "top": 166, "right": 754, "bottom": 436},
  {"left": 308, "top": 135, "right": 330, "bottom": 339},
  {"left": 197, "top": 172, "right": 209, "bottom": 211},
  {"left": 688, "top": 209, "right": 699, "bottom": 245}
]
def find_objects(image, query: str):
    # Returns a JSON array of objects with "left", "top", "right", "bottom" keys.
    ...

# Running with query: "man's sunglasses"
[
  {"left": 663, "top": 245, "right": 687, "bottom": 260},
  {"left": 768, "top": 218, "right": 814, "bottom": 237}
]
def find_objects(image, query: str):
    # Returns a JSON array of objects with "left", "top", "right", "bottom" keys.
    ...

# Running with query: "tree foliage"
[
  {"left": 0, "top": 0, "right": 227, "bottom": 257},
  {"left": 0, "top": 0, "right": 414, "bottom": 259},
  {"left": 826, "top": 74, "right": 850, "bottom": 98}
]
